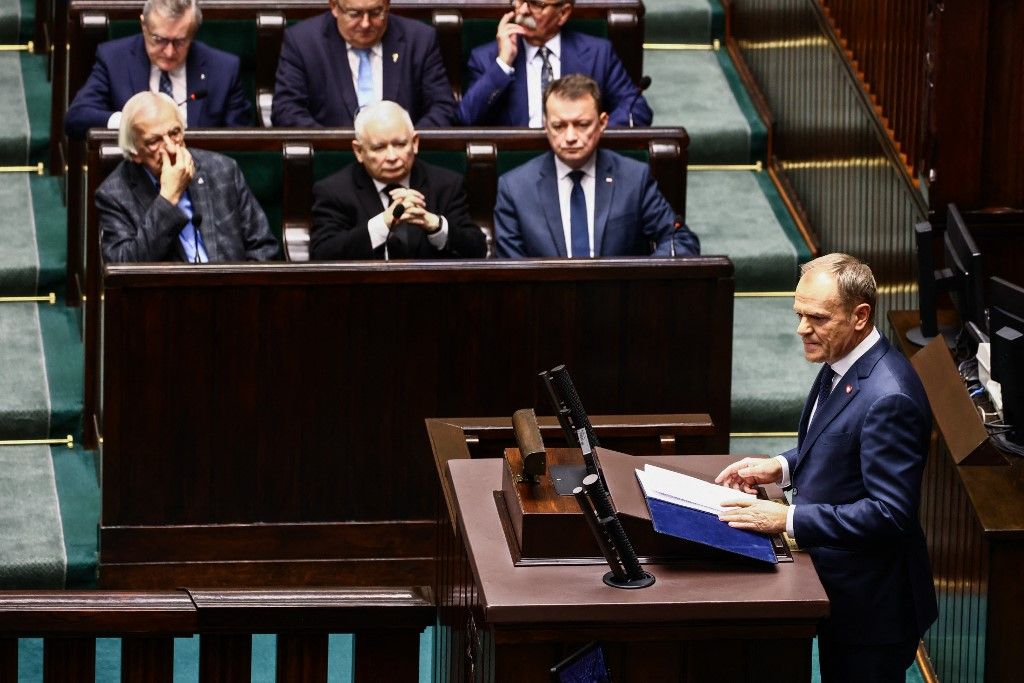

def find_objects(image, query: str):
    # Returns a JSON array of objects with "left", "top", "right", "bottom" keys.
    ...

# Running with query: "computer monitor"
[{"left": 989, "top": 277, "right": 1024, "bottom": 446}]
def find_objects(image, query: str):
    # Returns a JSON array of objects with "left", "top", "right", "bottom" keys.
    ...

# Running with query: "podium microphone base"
[{"left": 604, "top": 570, "right": 656, "bottom": 589}]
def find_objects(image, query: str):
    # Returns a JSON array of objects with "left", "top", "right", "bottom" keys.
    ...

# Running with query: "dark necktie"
[
  {"left": 159, "top": 70, "right": 174, "bottom": 99},
  {"left": 538, "top": 47, "right": 553, "bottom": 100},
  {"left": 568, "top": 170, "right": 589, "bottom": 258},
  {"left": 812, "top": 364, "right": 836, "bottom": 421}
]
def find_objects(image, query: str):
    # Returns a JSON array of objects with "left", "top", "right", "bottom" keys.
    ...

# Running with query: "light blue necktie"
[
  {"left": 176, "top": 191, "right": 208, "bottom": 263},
  {"left": 354, "top": 48, "right": 375, "bottom": 109},
  {"left": 568, "top": 170, "right": 589, "bottom": 258}
]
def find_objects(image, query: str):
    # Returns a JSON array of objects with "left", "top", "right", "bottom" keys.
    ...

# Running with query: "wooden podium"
[{"left": 429, "top": 421, "right": 829, "bottom": 682}]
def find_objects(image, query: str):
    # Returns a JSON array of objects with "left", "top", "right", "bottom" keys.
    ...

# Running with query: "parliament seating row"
[
  {"left": 79, "top": 126, "right": 690, "bottom": 433},
  {"left": 54, "top": 0, "right": 646, "bottom": 173}
]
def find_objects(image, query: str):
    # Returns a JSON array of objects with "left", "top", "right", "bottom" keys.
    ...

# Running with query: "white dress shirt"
[
  {"left": 553, "top": 154, "right": 596, "bottom": 258},
  {"left": 777, "top": 326, "right": 881, "bottom": 538},
  {"left": 495, "top": 34, "right": 562, "bottom": 128}
]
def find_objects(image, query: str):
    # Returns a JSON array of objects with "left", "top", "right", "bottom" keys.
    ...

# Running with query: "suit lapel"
[
  {"left": 558, "top": 30, "right": 592, "bottom": 79},
  {"left": 128, "top": 162, "right": 187, "bottom": 262},
  {"left": 380, "top": 23, "right": 403, "bottom": 104},
  {"left": 188, "top": 154, "right": 218, "bottom": 261},
  {"left": 536, "top": 154, "right": 567, "bottom": 257},
  {"left": 512, "top": 39, "right": 529, "bottom": 123},
  {"left": 593, "top": 150, "right": 614, "bottom": 255},
  {"left": 323, "top": 15, "right": 360, "bottom": 122},
  {"left": 129, "top": 36, "right": 152, "bottom": 96},
  {"left": 184, "top": 46, "right": 206, "bottom": 126},
  {"left": 796, "top": 336, "right": 890, "bottom": 465}
]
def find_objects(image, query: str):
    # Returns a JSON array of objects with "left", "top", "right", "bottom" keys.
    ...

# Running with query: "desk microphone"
[
  {"left": 191, "top": 212, "right": 204, "bottom": 263},
  {"left": 383, "top": 183, "right": 405, "bottom": 220},
  {"left": 176, "top": 89, "right": 208, "bottom": 107},
  {"left": 627, "top": 76, "right": 652, "bottom": 128}
]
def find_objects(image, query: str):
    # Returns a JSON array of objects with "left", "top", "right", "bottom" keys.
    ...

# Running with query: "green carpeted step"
[
  {"left": 643, "top": 0, "right": 722, "bottom": 44},
  {"left": 31, "top": 174, "right": 68, "bottom": 296},
  {"left": 689, "top": 170, "right": 805, "bottom": 291},
  {"left": 0, "top": 173, "right": 38, "bottom": 295},
  {"left": 22, "top": 50, "right": 52, "bottom": 166},
  {"left": 646, "top": 48, "right": 766, "bottom": 164},
  {"left": 0, "top": 445, "right": 65, "bottom": 588},
  {"left": 729, "top": 435, "right": 797, "bottom": 457},
  {"left": 0, "top": 51, "right": 28, "bottom": 164},
  {"left": 39, "top": 302, "right": 84, "bottom": 440},
  {"left": 0, "top": 0, "right": 18, "bottom": 44},
  {"left": 51, "top": 445, "right": 98, "bottom": 587},
  {"left": 732, "top": 296, "right": 820, "bottom": 433}
]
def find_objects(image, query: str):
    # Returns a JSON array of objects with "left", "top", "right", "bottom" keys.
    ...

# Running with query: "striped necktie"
[
  {"left": 538, "top": 47, "right": 553, "bottom": 99},
  {"left": 159, "top": 70, "right": 174, "bottom": 99}
]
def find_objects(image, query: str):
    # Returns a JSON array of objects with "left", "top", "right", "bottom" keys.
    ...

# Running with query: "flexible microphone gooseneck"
[
  {"left": 627, "top": 75, "right": 652, "bottom": 128},
  {"left": 669, "top": 214, "right": 684, "bottom": 257},
  {"left": 191, "top": 212, "right": 204, "bottom": 264},
  {"left": 175, "top": 89, "right": 208, "bottom": 107}
]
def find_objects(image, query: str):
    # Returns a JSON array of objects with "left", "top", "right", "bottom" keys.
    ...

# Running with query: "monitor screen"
[
  {"left": 943, "top": 204, "right": 986, "bottom": 331},
  {"left": 989, "top": 276, "right": 1024, "bottom": 446}
]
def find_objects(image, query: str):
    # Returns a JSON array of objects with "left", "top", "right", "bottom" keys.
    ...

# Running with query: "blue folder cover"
[{"left": 645, "top": 497, "right": 778, "bottom": 564}]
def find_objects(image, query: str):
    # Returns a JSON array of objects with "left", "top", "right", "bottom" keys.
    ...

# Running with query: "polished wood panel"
[{"left": 98, "top": 260, "right": 733, "bottom": 586}]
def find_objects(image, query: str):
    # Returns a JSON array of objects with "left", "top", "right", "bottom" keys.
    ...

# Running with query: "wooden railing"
[
  {"left": 727, "top": 0, "right": 926, "bottom": 328},
  {"left": 0, "top": 587, "right": 433, "bottom": 681},
  {"left": 818, "top": 0, "right": 928, "bottom": 180}
]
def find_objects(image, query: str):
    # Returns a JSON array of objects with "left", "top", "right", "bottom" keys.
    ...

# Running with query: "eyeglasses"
[
  {"left": 337, "top": 4, "right": 389, "bottom": 20},
  {"left": 511, "top": 0, "right": 567, "bottom": 12},
  {"left": 141, "top": 126, "right": 184, "bottom": 152},
  {"left": 144, "top": 28, "right": 192, "bottom": 50}
]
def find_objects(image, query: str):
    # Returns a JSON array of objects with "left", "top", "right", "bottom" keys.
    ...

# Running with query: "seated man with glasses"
[
  {"left": 459, "top": 0, "right": 652, "bottom": 127},
  {"left": 66, "top": 0, "right": 250, "bottom": 140},
  {"left": 272, "top": 0, "right": 457, "bottom": 127},
  {"left": 97, "top": 92, "right": 278, "bottom": 263}
]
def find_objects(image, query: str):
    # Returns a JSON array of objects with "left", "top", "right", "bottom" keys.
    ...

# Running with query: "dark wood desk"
[
  {"left": 890, "top": 310, "right": 1024, "bottom": 683},
  {"left": 435, "top": 456, "right": 829, "bottom": 682}
]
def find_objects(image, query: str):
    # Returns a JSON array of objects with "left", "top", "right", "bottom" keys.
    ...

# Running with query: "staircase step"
[
  {"left": 644, "top": 0, "right": 723, "bottom": 44},
  {"left": 689, "top": 170, "right": 807, "bottom": 291},
  {"left": 732, "top": 296, "right": 819, "bottom": 432},
  {"left": 0, "top": 444, "right": 66, "bottom": 588},
  {"left": 646, "top": 48, "right": 766, "bottom": 164}
]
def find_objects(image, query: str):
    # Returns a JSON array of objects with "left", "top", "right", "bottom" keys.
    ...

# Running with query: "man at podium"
[{"left": 715, "top": 253, "right": 937, "bottom": 683}]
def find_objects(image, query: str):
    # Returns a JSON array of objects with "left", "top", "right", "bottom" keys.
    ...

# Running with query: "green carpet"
[
  {"left": 646, "top": 49, "right": 753, "bottom": 164},
  {"left": 0, "top": 173, "right": 38, "bottom": 294},
  {"left": 51, "top": 445, "right": 98, "bottom": 587},
  {"left": 729, "top": 435, "right": 798, "bottom": 456},
  {"left": 643, "top": 0, "right": 718, "bottom": 44},
  {"left": 732, "top": 296, "right": 821, "bottom": 433},
  {"left": 0, "top": 445, "right": 65, "bottom": 588},
  {"left": 30, "top": 174, "right": 68, "bottom": 296},
  {"left": 0, "top": 0, "right": 18, "bottom": 44},
  {"left": 0, "top": 303, "right": 50, "bottom": 438},
  {"left": 689, "top": 170, "right": 799, "bottom": 291},
  {"left": 0, "top": 51, "right": 28, "bottom": 164},
  {"left": 38, "top": 302, "right": 84, "bottom": 440}
]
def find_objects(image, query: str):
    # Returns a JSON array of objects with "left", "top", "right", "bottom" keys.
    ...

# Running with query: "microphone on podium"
[
  {"left": 191, "top": 212, "right": 204, "bottom": 264},
  {"left": 383, "top": 183, "right": 405, "bottom": 220},
  {"left": 176, "top": 89, "right": 208, "bottom": 107}
]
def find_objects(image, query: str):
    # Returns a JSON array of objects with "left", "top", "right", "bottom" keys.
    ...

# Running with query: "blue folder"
[{"left": 645, "top": 497, "right": 778, "bottom": 564}]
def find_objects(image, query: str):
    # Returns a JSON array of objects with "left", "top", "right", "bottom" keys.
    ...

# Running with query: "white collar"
[
  {"left": 553, "top": 153, "right": 596, "bottom": 182},
  {"left": 525, "top": 33, "right": 562, "bottom": 63},
  {"left": 830, "top": 326, "right": 881, "bottom": 379},
  {"left": 347, "top": 42, "right": 382, "bottom": 57},
  {"left": 371, "top": 174, "right": 411, "bottom": 195}
]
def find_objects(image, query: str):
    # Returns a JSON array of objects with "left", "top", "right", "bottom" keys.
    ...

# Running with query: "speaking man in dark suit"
[
  {"left": 311, "top": 101, "right": 486, "bottom": 260},
  {"left": 716, "top": 253, "right": 938, "bottom": 683},
  {"left": 65, "top": 0, "right": 250, "bottom": 140},
  {"left": 493, "top": 74, "right": 698, "bottom": 258},
  {"left": 272, "top": 0, "right": 456, "bottom": 127},
  {"left": 459, "top": 0, "right": 651, "bottom": 127},
  {"left": 97, "top": 92, "right": 278, "bottom": 263}
]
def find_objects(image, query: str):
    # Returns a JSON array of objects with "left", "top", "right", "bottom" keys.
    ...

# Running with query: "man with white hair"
[
  {"left": 310, "top": 100, "right": 486, "bottom": 259},
  {"left": 96, "top": 92, "right": 278, "bottom": 263},
  {"left": 66, "top": 0, "right": 250, "bottom": 139}
]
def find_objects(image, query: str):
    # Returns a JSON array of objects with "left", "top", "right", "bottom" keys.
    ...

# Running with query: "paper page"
[{"left": 635, "top": 464, "right": 755, "bottom": 514}]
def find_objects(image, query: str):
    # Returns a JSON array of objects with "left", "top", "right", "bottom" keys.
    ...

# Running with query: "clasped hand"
[{"left": 384, "top": 187, "right": 440, "bottom": 232}]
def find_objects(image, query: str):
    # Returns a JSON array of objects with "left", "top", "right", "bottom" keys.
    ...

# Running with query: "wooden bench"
[{"left": 0, "top": 587, "right": 433, "bottom": 681}]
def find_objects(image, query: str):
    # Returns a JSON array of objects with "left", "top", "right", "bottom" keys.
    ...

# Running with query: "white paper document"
[{"left": 635, "top": 464, "right": 756, "bottom": 514}]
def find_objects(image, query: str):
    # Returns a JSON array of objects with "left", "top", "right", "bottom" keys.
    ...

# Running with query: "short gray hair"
[
  {"left": 353, "top": 101, "right": 415, "bottom": 142},
  {"left": 142, "top": 0, "right": 202, "bottom": 27},
  {"left": 801, "top": 252, "right": 877, "bottom": 320},
  {"left": 119, "top": 91, "right": 184, "bottom": 158}
]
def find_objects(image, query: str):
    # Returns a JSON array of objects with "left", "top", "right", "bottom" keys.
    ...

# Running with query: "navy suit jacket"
[
  {"left": 459, "top": 29, "right": 652, "bottom": 127},
  {"left": 783, "top": 336, "right": 938, "bottom": 645},
  {"left": 272, "top": 13, "right": 456, "bottom": 127},
  {"left": 65, "top": 35, "right": 250, "bottom": 139},
  {"left": 310, "top": 159, "right": 486, "bottom": 260},
  {"left": 493, "top": 149, "right": 698, "bottom": 258},
  {"left": 97, "top": 148, "right": 278, "bottom": 263}
]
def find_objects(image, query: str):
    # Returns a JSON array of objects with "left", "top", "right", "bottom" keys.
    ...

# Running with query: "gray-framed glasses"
[
  {"left": 511, "top": 0, "right": 566, "bottom": 12},
  {"left": 338, "top": 4, "right": 389, "bottom": 20},
  {"left": 144, "top": 29, "right": 191, "bottom": 50}
]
